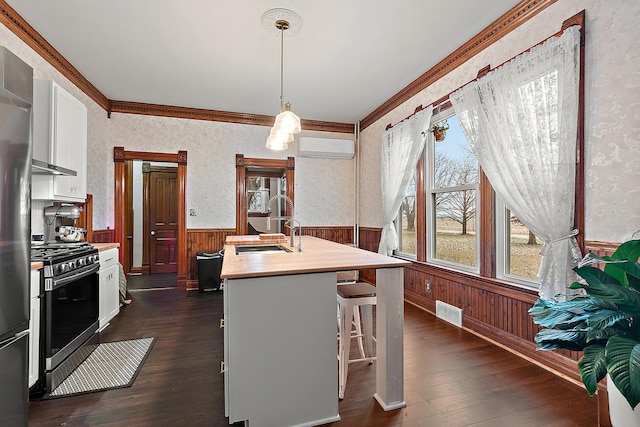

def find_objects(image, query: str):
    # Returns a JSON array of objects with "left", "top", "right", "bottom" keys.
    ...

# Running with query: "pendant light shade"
[
  {"left": 273, "top": 103, "right": 301, "bottom": 134},
  {"left": 266, "top": 126, "right": 294, "bottom": 150},
  {"left": 262, "top": 9, "right": 303, "bottom": 150}
]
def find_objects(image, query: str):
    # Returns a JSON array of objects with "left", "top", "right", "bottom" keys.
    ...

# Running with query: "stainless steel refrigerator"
[{"left": 0, "top": 46, "right": 33, "bottom": 426}]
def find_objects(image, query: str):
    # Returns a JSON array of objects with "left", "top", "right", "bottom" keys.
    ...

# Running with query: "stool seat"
[
  {"left": 337, "top": 281, "right": 376, "bottom": 399},
  {"left": 337, "top": 282, "right": 376, "bottom": 299}
]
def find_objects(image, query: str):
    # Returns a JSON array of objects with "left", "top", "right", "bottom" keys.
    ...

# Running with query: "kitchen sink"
[{"left": 234, "top": 245, "right": 292, "bottom": 255}]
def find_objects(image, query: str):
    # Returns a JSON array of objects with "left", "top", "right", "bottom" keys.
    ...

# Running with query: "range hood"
[{"left": 31, "top": 159, "right": 77, "bottom": 176}]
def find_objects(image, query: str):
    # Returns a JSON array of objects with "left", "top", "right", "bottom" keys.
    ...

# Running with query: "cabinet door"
[
  {"left": 32, "top": 80, "right": 87, "bottom": 203},
  {"left": 52, "top": 85, "right": 87, "bottom": 201},
  {"left": 99, "top": 264, "right": 120, "bottom": 329}
]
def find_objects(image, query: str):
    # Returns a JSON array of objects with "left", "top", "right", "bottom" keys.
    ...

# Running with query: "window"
[
  {"left": 390, "top": 20, "right": 584, "bottom": 294},
  {"left": 496, "top": 200, "right": 543, "bottom": 287},
  {"left": 426, "top": 112, "right": 478, "bottom": 271},
  {"left": 395, "top": 172, "right": 417, "bottom": 257}
]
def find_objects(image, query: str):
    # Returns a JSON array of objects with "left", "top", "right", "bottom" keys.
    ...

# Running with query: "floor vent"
[{"left": 435, "top": 300, "right": 463, "bottom": 328}]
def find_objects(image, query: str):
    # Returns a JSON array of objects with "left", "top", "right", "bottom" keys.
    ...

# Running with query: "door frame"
[
  {"left": 114, "top": 147, "right": 188, "bottom": 289},
  {"left": 235, "top": 154, "right": 295, "bottom": 236}
]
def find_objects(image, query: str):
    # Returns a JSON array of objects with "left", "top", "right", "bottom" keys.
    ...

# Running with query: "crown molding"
[
  {"left": 360, "top": 0, "right": 557, "bottom": 130},
  {"left": 109, "top": 100, "right": 354, "bottom": 133}
]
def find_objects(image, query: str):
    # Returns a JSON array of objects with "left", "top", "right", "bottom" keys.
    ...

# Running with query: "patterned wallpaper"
[
  {"left": 359, "top": 0, "right": 640, "bottom": 244},
  {"left": 4, "top": 0, "right": 638, "bottom": 242},
  {"left": 104, "top": 114, "right": 355, "bottom": 229}
]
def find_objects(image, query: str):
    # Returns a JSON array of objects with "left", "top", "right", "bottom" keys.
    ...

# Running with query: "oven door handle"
[{"left": 50, "top": 263, "right": 100, "bottom": 291}]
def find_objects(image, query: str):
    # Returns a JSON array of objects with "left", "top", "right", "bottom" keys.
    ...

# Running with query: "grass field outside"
[{"left": 398, "top": 219, "right": 542, "bottom": 280}]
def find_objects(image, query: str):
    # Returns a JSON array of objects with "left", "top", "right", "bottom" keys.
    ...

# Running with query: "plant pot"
[
  {"left": 433, "top": 128, "right": 447, "bottom": 142},
  {"left": 607, "top": 374, "right": 640, "bottom": 427}
]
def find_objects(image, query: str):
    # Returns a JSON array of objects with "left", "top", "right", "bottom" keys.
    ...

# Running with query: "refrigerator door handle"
[{"left": 0, "top": 330, "right": 29, "bottom": 351}]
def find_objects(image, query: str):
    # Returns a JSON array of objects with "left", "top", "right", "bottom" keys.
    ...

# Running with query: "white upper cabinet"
[{"left": 32, "top": 80, "right": 87, "bottom": 202}]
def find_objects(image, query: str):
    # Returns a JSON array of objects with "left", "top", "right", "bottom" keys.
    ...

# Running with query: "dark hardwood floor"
[
  {"left": 28, "top": 274, "right": 598, "bottom": 426},
  {"left": 126, "top": 272, "right": 178, "bottom": 290}
]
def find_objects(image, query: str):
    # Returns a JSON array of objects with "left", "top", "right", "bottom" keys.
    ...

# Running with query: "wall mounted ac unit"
[{"left": 299, "top": 137, "right": 355, "bottom": 159}]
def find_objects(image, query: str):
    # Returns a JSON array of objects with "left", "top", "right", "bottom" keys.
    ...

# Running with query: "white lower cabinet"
[
  {"left": 98, "top": 248, "right": 120, "bottom": 330},
  {"left": 28, "top": 269, "right": 41, "bottom": 388}
]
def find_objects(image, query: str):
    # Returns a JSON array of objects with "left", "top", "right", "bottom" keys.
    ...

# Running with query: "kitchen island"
[{"left": 221, "top": 236, "right": 409, "bottom": 427}]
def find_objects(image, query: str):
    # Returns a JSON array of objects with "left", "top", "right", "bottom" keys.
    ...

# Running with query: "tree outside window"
[{"left": 395, "top": 173, "right": 416, "bottom": 256}]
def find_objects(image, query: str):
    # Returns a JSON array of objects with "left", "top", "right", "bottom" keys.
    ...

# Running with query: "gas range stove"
[{"left": 31, "top": 243, "right": 99, "bottom": 283}]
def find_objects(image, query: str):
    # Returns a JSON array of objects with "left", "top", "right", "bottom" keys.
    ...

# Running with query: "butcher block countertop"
[
  {"left": 92, "top": 242, "right": 120, "bottom": 251},
  {"left": 221, "top": 235, "right": 409, "bottom": 280},
  {"left": 224, "top": 234, "right": 286, "bottom": 245}
]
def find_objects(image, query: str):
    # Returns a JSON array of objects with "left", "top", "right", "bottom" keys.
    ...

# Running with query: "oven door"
[{"left": 44, "top": 263, "right": 100, "bottom": 371}]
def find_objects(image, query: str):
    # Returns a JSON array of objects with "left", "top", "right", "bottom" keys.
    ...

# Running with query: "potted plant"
[
  {"left": 529, "top": 238, "right": 640, "bottom": 426},
  {"left": 431, "top": 120, "right": 449, "bottom": 142}
]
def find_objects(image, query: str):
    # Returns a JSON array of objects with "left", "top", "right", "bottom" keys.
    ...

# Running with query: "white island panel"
[{"left": 225, "top": 272, "right": 340, "bottom": 427}]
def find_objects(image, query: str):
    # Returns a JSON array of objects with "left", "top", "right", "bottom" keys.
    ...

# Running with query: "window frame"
[
  {"left": 394, "top": 171, "right": 418, "bottom": 259},
  {"left": 495, "top": 198, "right": 542, "bottom": 290},
  {"left": 424, "top": 109, "right": 480, "bottom": 274}
]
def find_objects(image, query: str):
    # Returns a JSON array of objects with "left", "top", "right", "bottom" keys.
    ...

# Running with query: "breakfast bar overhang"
[{"left": 221, "top": 236, "right": 410, "bottom": 427}]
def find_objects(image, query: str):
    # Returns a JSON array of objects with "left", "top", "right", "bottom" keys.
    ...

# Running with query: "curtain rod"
[
  {"left": 385, "top": 105, "right": 424, "bottom": 130},
  {"left": 383, "top": 11, "right": 584, "bottom": 133}
]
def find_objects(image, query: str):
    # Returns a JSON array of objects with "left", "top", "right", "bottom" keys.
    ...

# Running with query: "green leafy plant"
[
  {"left": 529, "top": 238, "right": 640, "bottom": 409},
  {"left": 430, "top": 120, "right": 450, "bottom": 142},
  {"left": 431, "top": 121, "right": 450, "bottom": 132}
]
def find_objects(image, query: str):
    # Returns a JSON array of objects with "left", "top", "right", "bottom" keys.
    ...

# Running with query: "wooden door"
[{"left": 149, "top": 166, "right": 178, "bottom": 273}]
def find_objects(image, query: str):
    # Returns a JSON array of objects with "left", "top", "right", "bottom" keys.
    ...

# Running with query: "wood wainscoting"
[
  {"left": 300, "top": 226, "right": 355, "bottom": 245},
  {"left": 358, "top": 227, "right": 382, "bottom": 284},
  {"left": 92, "top": 228, "right": 116, "bottom": 243}
]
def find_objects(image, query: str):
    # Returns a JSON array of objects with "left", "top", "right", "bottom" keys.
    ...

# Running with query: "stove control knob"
[
  {"left": 78, "top": 258, "right": 86, "bottom": 266},
  {"left": 58, "top": 263, "right": 68, "bottom": 273},
  {"left": 94, "top": 254, "right": 100, "bottom": 263},
  {"left": 69, "top": 261, "right": 77, "bottom": 269}
]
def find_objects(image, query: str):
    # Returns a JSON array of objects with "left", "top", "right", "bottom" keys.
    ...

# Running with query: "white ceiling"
[{"left": 7, "top": 0, "right": 522, "bottom": 124}]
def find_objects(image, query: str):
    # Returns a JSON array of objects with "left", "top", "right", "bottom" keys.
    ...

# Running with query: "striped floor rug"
[{"left": 48, "top": 337, "right": 156, "bottom": 398}]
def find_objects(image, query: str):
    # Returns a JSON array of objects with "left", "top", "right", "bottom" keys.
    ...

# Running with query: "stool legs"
[
  {"left": 337, "top": 298, "right": 376, "bottom": 399},
  {"left": 360, "top": 304, "right": 374, "bottom": 361},
  {"left": 338, "top": 301, "right": 351, "bottom": 400}
]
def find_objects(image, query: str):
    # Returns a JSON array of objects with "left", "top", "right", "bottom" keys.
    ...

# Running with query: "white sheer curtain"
[
  {"left": 378, "top": 106, "right": 433, "bottom": 256},
  {"left": 450, "top": 26, "right": 582, "bottom": 300}
]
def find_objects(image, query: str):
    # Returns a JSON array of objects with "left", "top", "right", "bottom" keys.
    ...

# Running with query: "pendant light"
[{"left": 262, "top": 9, "right": 302, "bottom": 150}]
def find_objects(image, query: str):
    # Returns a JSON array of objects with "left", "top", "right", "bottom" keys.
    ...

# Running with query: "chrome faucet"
[
  {"left": 267, "top": 194, "right": 301, "bottom": 250},
  {"left": 285, "top": 218, "right": 302, "bottom": 252}
]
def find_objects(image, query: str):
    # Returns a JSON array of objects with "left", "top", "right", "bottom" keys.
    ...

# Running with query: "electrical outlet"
[{"left": 425, "top": 280, "right": 432, "bottom": 294}]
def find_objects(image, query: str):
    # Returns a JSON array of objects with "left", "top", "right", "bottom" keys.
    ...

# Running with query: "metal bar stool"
[{"left": 337, "top": 281, "right": 376, "bottom": 399}]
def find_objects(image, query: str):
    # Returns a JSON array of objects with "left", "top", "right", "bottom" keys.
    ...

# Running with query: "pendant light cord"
[{"left": 279, "top": 23, "right": 285, "bottom": 112}]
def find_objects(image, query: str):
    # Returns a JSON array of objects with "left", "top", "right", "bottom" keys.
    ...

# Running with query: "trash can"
[{"left": 196, "top": 251, "right": 222, "bottom": 292}]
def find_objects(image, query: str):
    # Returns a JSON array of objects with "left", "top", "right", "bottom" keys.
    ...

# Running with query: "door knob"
[{"left": 150, "top": 230, "right": 156, "bottom": 236}]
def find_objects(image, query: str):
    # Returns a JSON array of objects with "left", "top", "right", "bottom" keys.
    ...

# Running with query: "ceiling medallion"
[{"left": 261, "top": 8, "right": 303, "bottom": 37}]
